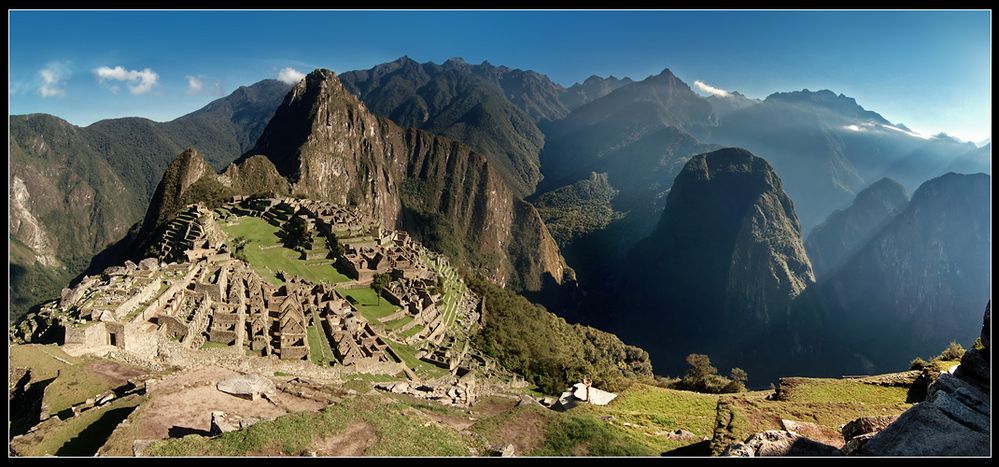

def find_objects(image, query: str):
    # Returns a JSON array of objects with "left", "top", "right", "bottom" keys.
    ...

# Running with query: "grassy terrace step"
[
  {"left": 336, "top": 287, "right": 399, "bottom": 322},
  {"left": 220, "top": 216, "right": 351, "bottom": 286},
  {"left": 9, "top": 344, "right": 142, "bottom": 419},
  {"left": 306, "top": 325, "right": 335, "bottom": 366},
  {"left": 145, "top": 395, "right": 474, "bottom": 456}
]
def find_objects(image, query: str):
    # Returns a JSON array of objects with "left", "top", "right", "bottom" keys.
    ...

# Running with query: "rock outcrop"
[
  {"left": 722, "top": 430, "right": 842, "bottom": 457},
  {"left": 858, "top": 302, "right": 990, "bottom": 456}
]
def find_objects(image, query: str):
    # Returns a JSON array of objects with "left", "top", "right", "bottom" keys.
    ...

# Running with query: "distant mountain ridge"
[
  {"left": 339, "top": 56, "right": 564, "bottom": 197},
  {"left": 801, "top": 172, "right": 991, "bottom": 374},
  {"left": 805, "top": 177, "right": 909, "bottom": 279}
]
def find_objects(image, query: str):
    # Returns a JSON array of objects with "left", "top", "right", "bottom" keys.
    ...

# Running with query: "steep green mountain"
[
  {"left": 802, "top": 172, "right": 991, "bottom": 374},
  {"left": 8, "top": 79, "right": 291, "bottom": 322},
  {"left": 171, "top": 69, "right": 569, "bottom": 293},
  {"left": 606, "top": 148, "right": 815, "bottom": 381},
  {"left": 805, "top": 178, "right": 909, "bottom": 279},
  {"left": 531, "top": 172, "right": 624, "bottom": 247},
  {"left": 560, "top": 75, "right": 634, "bottom": 111},
  {"left": 467, "top": 59, "right": 570, "bottom": 122},
  {"left": 338, "top": 57, "right": 550, "bottom": 197}
]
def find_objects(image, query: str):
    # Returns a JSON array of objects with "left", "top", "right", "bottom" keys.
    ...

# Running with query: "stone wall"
[{"left": 63, "top": 322, "right": 108, "bottom": 349}]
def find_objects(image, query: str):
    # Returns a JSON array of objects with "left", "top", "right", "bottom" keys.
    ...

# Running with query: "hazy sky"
[{"left": 9, "top": 10, "right": 992, "bottom": 142}]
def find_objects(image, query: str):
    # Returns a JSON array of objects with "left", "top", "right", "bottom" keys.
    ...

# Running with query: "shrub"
[
  {"left": 671, "top": 354, "right": 749, "bottom": 394},
  {"left": 936, "top": 342, "right": 965, "bottom": 361},
  {"left": 909, "top": 357, "right": 930, "bottom": 371}
]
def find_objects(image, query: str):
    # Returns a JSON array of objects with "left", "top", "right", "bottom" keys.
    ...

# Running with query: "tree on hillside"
[
  {"left": 937, "top": 341, "right": 965, "bottom": 361},
  {"left": 283, "top": 216, "right": 313, "bottom": 251},
  {"left": 673, "top": 353, "right": 747, "bottom": 394},
  {"left": 684, "top": 353, "right": 717, "bottom": 381},
  {"left": 372, "top": 273, "right": 391, "bottom": 306},
  {"left": 724, "top": 367, "right": 749, "bottom": 393},
  {"left": 232, "top": 236, "right": 249, "bottom": 262}
]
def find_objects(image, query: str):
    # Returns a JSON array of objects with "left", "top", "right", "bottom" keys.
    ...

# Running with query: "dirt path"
[
  {"left": 86, "top": 361, "right": 147, "bottom": 386},
  {"left": 311, "top": 422, "right": 379, "bottom": 456}
]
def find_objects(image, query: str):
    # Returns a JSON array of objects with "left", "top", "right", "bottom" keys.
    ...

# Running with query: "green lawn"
[
  {"left": 399, "top": 324, "right": 425, "bottom": 339},
  {"left": 199, "top": 341, "right": 229, "bottom": 350},
  {"left": 383, "top": 315, "right": 414, "bottom": 332},
  {"left": 336, "top": 287, "right": 399, "bottom": 321},
  {"left": 383, "top": 339, "right": 448, "bottom": 379},
  {"left": 220, "top": 216, "right": 351, "bottom": 286},
  {"left": 307, "top": 325, "right": 334, "bottom": 366}
]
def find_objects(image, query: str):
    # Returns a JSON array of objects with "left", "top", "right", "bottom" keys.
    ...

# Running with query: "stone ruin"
[{"left": 30, "top": 196, "right": 482, "bottom": 382}]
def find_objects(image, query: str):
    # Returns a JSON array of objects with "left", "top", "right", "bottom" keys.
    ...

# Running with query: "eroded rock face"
[
  {"left": 858, "top": 303, "right": 990, "bottom": 456},
  {"left": 722, "top": 430, "right": 842, "bottom": 457}
]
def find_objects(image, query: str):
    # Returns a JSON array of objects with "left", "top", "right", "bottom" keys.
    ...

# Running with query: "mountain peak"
[{"left": 764, "top": 89, "right": 890, "bottom": 125}]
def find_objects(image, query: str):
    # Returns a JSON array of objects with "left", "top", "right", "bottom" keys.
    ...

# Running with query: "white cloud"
[
  {"left": 878, "top": 123, "right": 932, "bottom": 140},
  {"left": 844, "top": 124, "right": 863, "bottom": 132},
  {"left": 94, "top": 65, "right": 159, "bottom": 95},
  {"left": 693, "top": 80, "right": 730, "bottom": 98},
  {"left": 277, "top": 67, "right": 306, "bottom": 84},
  {"left": 185, "top": 75, "right": 203, "bottom": 95},
  {"left": 184, "top": 75, "right": 225, "bottom": 97},
  {"left": 38, "top": 62, "right": 71, "bottom": 98}
]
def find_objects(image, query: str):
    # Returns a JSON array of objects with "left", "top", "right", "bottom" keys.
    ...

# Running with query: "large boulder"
[
  {"left": 216, "top": 374, "right": 276, "bottom": 401},
  {"left": 841, "top": 415, "right": 898, "bottom": 441},
  {"left": 722, "top": 430, "right": 842, "bottom": 457}
]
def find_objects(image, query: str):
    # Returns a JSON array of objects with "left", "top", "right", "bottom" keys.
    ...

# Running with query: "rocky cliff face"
[
  {"left": 805, "top": 178, "right": 909, "bottom": 279},
  {"left": 810, "top": 172, "right": 991, "bottom": 373},
  {"left": 611, "top": 148, "right": 815, "bottom": 377},
  {"left": 245, "top": 70, "right": 403, "bottom": 226}
]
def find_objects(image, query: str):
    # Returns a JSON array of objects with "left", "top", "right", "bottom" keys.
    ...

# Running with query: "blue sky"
[{"left": 9, "top": 10, "right": 992, "bottom": 142}]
